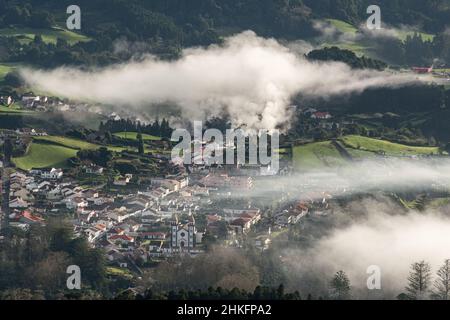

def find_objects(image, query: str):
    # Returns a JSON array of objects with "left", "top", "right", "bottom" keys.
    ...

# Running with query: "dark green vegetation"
[
  {"left": 307, "top": 47, "right": 387, "bottom": 70},
  {"left": 0, "top": 221, "right": 109, "bottom": 299},
  {"left": 0, "top": 0, "right": 449, "bottom": 71}
]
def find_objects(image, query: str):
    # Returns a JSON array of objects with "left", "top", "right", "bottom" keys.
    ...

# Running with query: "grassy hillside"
[
  {"left": 319, "top": 19, "right": 436, "bottom": 60},
  {"left": 113, "top": 132, "right": 161, "bottom": 141},
  {"left": 340, "top": 135, "right": 439, "bottom": 156},
  {"left": 293, "top": 135, "right": 440, "bottom": 170},
  {"left": 12, "top": 135, "right": 135, "bottom": 170},
  {"left": 293, "top": 141, "right": 348, "bottom": 170},
  {"left": 0, "top": 26, "right": 91, "bottom": 45},
  {"left": 34, "top": 135, "right": 99, "bottom": 150},
  {"left": 13, "top": 141, "right": 78, "bottom": 170},
  {"left": 35, "top": 135, "right": 138, "bottom": 152},
  {"left": 319, "top": 19, "right": 372, "bottom": 57},
  {"left": 326, "top": 19, "right": 358, "bottom": 34}
]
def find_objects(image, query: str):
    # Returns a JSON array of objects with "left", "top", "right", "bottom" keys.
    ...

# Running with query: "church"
[{"left": 170, "top": 217, "right": 197, "bottom": 252}]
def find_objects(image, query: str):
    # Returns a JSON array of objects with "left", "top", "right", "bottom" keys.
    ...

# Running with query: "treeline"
[
  {"left": 0, "top": 1, "right": 54, "bottom": 29},
  {"left": 115, "top": 284, "right": 303, "bottom": 301},
  {"left": 375, "top": 32, "right": 450, "bottom": 67},
  {"left": 1, "top": 0, "right": 449, "bottom": 69},
  {"left": 303, "top": 0, "right": 450, "bottom": 33},
  {"left": 0, "top": 33, "right": 122, "bottom": 69},
  {"left": 398, "top": 259, "right": 450, "bottom": 300},
  {"left": 305, "top": 84, "right": 448, "bottom": 115},
  {"left": 307, "top": 47, "right": 387, "bottom": 70},
  {"left": 99, "top": 118, "right": 173, "bottom": 138}
]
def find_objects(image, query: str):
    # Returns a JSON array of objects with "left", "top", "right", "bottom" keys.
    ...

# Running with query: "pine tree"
[
  {"left": 406, "top": 260, "right": 431, "bottom": 300},
  {"left": 329, "top": 270, "right": 351, "bottom": 300},
  {"left": 433, "top": 259, "right": 450, "bottom": 300}
]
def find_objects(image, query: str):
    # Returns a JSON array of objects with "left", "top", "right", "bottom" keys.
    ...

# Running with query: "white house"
[{"left": 41, "top": 168, "right": 63, "bottom": 180}]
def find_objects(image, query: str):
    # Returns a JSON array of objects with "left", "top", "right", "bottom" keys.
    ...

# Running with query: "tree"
[
  {"left": 405, "top": 260, "right": 432, "bottom": 300},
  {"left": 137, "top": 132, "right": 144, "bottom": 154},
  {"left": 4, "top": 71, "right": 23, "bottom": 87},
  {"left": 433, "top": 259, "right": 450, "bottom": 300},
  {"left": 329, "top": 271, "right": 351, "bottom": 300}
]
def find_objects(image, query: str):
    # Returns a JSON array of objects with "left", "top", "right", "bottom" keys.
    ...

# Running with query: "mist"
[
  {"left": 229, "top": 158, "right": 450, "bottom": 204},
  {"left": 281, "top": 200, "right": 450, "bottom": 299},
  {"left": 20, "top": 31, "right": 427, "bottom": 130},
  {"left": 224, "top": 158, "right": 450, "bottom": 299},
  {"left": 313, "top": 19, "right": 430, "bottom": 43}
]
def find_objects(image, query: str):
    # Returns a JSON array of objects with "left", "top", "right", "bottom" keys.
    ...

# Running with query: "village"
[
  {"left": 0, "top": 149, "right": 335, "bottom": 275},
  {"left": 1, "top": 90, "right": 447, "bottom": 282},
  {"left": 0, "top": 91, "right": 341, "bottom": 279}
]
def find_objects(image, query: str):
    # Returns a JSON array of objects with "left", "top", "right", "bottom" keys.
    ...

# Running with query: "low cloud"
[
  {"left": 237, "top": 158, "right": 450, "bottom": 203},
  {"left": 283, "top": 203, "right": 450, "bottom": 299},
  {"left": 21, "top": 31, "right": 427, "bottom": 130},
  {"left": 234, "top": 158, "right": 450, "bottom": 298}
]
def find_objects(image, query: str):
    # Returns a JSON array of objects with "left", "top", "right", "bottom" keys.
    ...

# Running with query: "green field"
[
  {"left": 106, "top": 267, "right": 133, "bottom": 279},
  {"left": 34, "top": 135, "right": 99, "bottom": 150},
  {"left": 0, "top": 26, "right": 91, "bottom": 45},
  {"left": 293, "top": 135, "right": 440, "bottom": 170},
  {"left": 293, "top": 141, "right": 348, "bottom": 170},
  {"left": 340, "top": 135, "right": 439, "bottom": 156},
  {"left": 395, "top": 30, "right": 435, "bottom": 42},
  {"left": 113, "top": 132, "right": 161, "bottom": 141},
  {"left": 37, "top": 135, "right": 140, "bottom": 152},
  {"left": 12, "top": 135, "right": 136, "bottom": 170},
  {"left": 320, "top": 19, "right": 371, "bottom": 57},
  {"left": 0, "top": 104, "right": 35, "bottom": 114},
  {"left": 320, "top": 19, "right": 435, "bottom": 59},
  {"left": 13, "top": 142, "right": 78, "bottom": 170},
  {"left": 326, "top": 19, "right": 358, "bottom": 34}
]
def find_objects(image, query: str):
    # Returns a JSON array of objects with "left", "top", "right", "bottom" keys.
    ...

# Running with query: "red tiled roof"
[
  {"left": 239, "top": 212, "right": 259, "bottom": 219},
  {"left": 109, "top": 234, "right": 134, "bottom": 241},
  {"left": 18, "top": 210, "right": 44, "bottom": 222}
]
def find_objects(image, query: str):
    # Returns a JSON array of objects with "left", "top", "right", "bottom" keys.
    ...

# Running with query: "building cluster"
[{"left": 0, "top": 154, "right": 301, "bottom": 272}]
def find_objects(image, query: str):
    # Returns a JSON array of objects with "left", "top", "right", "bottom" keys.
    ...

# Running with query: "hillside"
[
  {"left": 0, "top": 26, "right": 90, "bottom": 45},
  {"left": 293, "top": 135, "right": 441, "bottom": 170},
  {"left": 12, "top": 141, "right": 78, "bottom": 170},
  {"left": 340, "top": 135, "right": 440, "bottom": 156},
  {"left": 12, "top": 135, "right": 132, "bottom": 170},
  {"left": 0, "top": 0, "right": 448, "bottom": 71}
]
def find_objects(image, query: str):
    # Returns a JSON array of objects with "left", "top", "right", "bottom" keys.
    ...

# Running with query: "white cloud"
[{"left": 21, "top": 31, "right": 426, "bottom": 130}]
